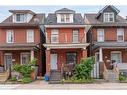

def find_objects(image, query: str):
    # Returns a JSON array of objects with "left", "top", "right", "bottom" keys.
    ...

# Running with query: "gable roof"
[
  {"left": 9, "top": 10, "right": 36, "bottom": 15},
  {"left": 96, "top": 5, "right": 120, "bottom": 18},
  {"left": 85, "top": 13, "right": 127, "bottom": 26},
  {"left": 0, "top": 13, "right": 45, "bottom": 27},
  {"left": 55, "top": 8, "right": 75, "bottom": 14},
  {"left": 45, "top": 13, "right": 84, "bottom": 25}
]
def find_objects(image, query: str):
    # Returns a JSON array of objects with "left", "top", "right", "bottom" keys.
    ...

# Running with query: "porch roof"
[
  {"left": 93, "top": 42, "right": 127, "bottom": 49},
  {"left": 0, "top": 43, "right": 37, "bottom": 50},
  {"left": 43, "top": 43, "right": 89, "bottom": 49}
]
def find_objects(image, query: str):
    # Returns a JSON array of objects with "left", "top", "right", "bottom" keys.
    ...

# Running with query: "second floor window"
[
  {"left": 6, "top": 30, "right": 14, "bottom": 43},
  {"left": 73, "top": 29, "right": 79, "bottom": 43},
  {"left": 16, "top": 14, "right": 26, "bottom": 23},
  {"left": 103, "top": 12, "right": 114, "bottom": 22},
  {"left": 27, "top": 30, "right": 34, "bottom": 43},
  {"left": 51, "top": 29, "right": 59, "bottom": 43},
  {"left": 97, "top": 29, "right": 104, "bottom": 42},
  {"left": 117, "top": 28, "right": 124, "bottom": 42}
]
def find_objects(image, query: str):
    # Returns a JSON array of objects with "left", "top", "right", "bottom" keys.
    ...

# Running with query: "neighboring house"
[
  {"left": 44, "top": 8, "right": 89, "bottom": 74},
  {"left": 0, "top": 10, "right": 45, "bottom": 76},
  {"left": 85, "top": 5, "right": 127, "bottom": 79}
]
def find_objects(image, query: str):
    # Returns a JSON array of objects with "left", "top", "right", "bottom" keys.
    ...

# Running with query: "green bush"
[
  {"left": 20, "top": 64, "right": 33, "bottom": 77},
  {"left": 73, "top": 56, "right": 95, "bottom": 80},
  {"left": 29, "top": 58, "right": 37, "bottom": 66},
  {"left": 10, "top": 76, "right": 17, "bottom": 81},
  {"left": 12, "top": 64, "right": 21, "bottom": 72},
  {"left": 20, "top": 77, "right": 33, "bottom": 83},
  {"left": 119, "top": 73, "right": 126, "bottom": 81}
]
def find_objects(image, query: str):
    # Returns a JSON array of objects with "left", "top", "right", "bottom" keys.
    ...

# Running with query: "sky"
[{"left": 0, "top": 5, "right": 127, "bottom": 22}]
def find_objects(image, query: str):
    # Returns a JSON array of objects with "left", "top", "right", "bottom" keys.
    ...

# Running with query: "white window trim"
[
  {"left": 59, "top": 14, "right": 73, "bottom": 23},
  {"left": 51, "top": 29, "right": 59, "bottom": 43},
  {"left": 6, "top": 30, "right": 14, "bottom": 43},
  {"left": 111, "top": 51, "right": 122, "bottom": 63},
  {"left": 117, "top": 28, "right": 124, "bottom": 42},
  {"left": 14, "top": 13, "right": 27, "bottom": 23},
  {"left": 72, "top": 29, "right": 79, "bottom": 43},
  {"left": 27, "top": 29, "right": 34, "bottom": 43},
  {"left": 97, "top": 29, "right": 104, "bottom": 42},
  {"left": 103, "top": 12, "right": 114, "bottom": 22},
  {"left": 20, "top": 52, "right": 30, "bottom": 65}
]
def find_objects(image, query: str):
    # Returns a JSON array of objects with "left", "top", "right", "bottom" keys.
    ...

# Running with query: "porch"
[
  {"left": 93, "top": 47, "right": 127, "bottom": 80},
  {"left": 45, "top": 48, "right": 87, "bottom": 73},
  {"left": 0, "top": 44, "right": 42, "bottom": 75}
]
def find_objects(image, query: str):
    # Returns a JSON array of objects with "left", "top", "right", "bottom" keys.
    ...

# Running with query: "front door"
[
  {"left": 4, "top": 53, "right": 12, "bottom": 70},
  {"left": 50, "top": 54, "right": 57, "bottom": 70}
]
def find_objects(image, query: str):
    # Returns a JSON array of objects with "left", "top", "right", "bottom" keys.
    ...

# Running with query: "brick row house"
[
  {"left": 44, "top": 8, "right": 89, "bottom": 79},
  {"left": 85, "top": 5, "right": 127, "bottom": 79},
  {"left": 0, "top": 10, "right": 45, "bottom": 76},
  {"left": 0, "top": 6, "right": 127, "bottom": 81}
]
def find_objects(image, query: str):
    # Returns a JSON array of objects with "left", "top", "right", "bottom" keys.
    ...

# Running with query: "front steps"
[
  {"left": 0, "top": 70, "right": 10, "bottom": 83},
  {"left": 49, "top": 70, "right": 62, "bottom": 84},
  {"left": 103, "top": 70, "right": 119, "bottom": 82}
]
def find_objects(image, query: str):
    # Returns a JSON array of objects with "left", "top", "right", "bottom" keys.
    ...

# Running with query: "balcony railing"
[{"left": 46, "top": 33, "right": 86, "bottom": 44}]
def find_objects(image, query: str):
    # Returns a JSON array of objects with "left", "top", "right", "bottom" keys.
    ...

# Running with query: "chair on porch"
[{"left": 61, "top": 63, "right": 75, "bottom": 80}]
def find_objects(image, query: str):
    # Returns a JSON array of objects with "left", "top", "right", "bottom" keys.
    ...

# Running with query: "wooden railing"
[{"left": 113, "top": 65, "right": 119, "bottom": 75}]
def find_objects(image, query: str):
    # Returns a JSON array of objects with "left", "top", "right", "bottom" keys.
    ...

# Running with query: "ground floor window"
[
  {"left": 111, "top": 51, "right": 122, "bottom": 63},
  {"left": 66, "top": 52, "right": 77, "bottom": 64},
  {"left": 21, "top": 53, "right": 30, "bottom": 64}
]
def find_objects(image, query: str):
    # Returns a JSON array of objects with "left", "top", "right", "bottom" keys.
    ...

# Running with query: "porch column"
[
  {"left": 82, "top": 48, "right": 87, "bottom": 58},
  {"left": 0, "top": 51, "right": 4, "bottom": 66},
  {"left": 31, "top": 50, "right": 34, "bottom": 61},
  {"left": 46, "top": 48, "right": 50, "bottom": 74},
  {"left": 99, "top": 47, "right": 103, "bottom": 62}
]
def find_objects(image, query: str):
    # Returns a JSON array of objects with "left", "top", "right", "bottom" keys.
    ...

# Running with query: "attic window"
[
  {"left": 15, "top": 14, "right": 26, "bottom": 23},
  {"left": 103, "top": 12, "right": 114, "bottom": 22}
]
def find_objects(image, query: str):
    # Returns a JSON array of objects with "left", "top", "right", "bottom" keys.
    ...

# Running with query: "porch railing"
[{"left": 46, "top": 33, "right": 86, "bottom": 44}]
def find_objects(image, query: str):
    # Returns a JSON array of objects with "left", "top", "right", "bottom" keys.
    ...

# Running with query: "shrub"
[
  {"left": 73, "top": 56, "right": 95, "bottom": 80},
  {"left": 12, "top": 64, "right": 21, "bottom": 72},
  {"left": 119, "top": 73, "right": 126, "bottom": 81},
  {"left": 20, "top": 77, "right": 33, "bottom": 83},
  {"left": 10, "top": 76, "right": 17, "bottom": 81},
  {"left": 20, "top": 64, "right": 33, "bottom": 77},
  {"left": 29, "top": 58, "right": 38, "bottom": 66}
]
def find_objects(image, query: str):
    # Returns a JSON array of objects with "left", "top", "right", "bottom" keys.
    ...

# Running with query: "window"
[
  {"left": 117, "top": 28, "right": 124, "bottom": 42},
  {"left": 60, "top": 14, "right": 70, "bottom": 23},
  {"left": 16, "top": 14, "right": 26, "bottom": 22},
  {"left": 97, "top": 29, "right": 104, "bottom": 42},
  {"left": 6, "top": 30, "right": 14, "bottom": 43},
  {"left": 73, "top": 29, "right": 79, "bottom": 43},
  {"left": 51, "top": 29, "right": 59, "bottom": 43},
  {"left": 21, "top": 53, "right": 30, "bottom": 64},
  {"left": 111, "top": 51, "right": 122, "bottom": 63},
  {"left": 103, "top": 12, "right": 114, "bottom": 22},
  {"left": 66, "top": 52, "right": 77, "bottom": 64},
  {"left": 27, "top": 30, "right": 34, "bottom": 43}
]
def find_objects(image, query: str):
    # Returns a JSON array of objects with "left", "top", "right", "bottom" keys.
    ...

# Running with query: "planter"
[{"left": 11, "top": 71, "right": 22, "bottom": 80}]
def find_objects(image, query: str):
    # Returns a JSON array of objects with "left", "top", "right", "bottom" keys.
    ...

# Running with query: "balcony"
[{"left": 44, "top": 33, "right": 89, "bottom": 49}]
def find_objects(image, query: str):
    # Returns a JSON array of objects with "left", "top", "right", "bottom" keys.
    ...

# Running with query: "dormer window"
[
  {"left": 57, "top": 14, "right": 73, "bottom": 23},
  {"left": 60, "top": 14, "right": 70, "bottom": 23},
  {"left": 103, "top": 12, "right": 114, "bottom": 22},
  {"left": 15, "top": 14, "right": 26, "bottom": 23}
]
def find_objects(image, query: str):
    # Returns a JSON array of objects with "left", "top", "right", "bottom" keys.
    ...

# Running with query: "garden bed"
[{"left": 62, "top": 79, "right": 94, "bottom": 84}]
